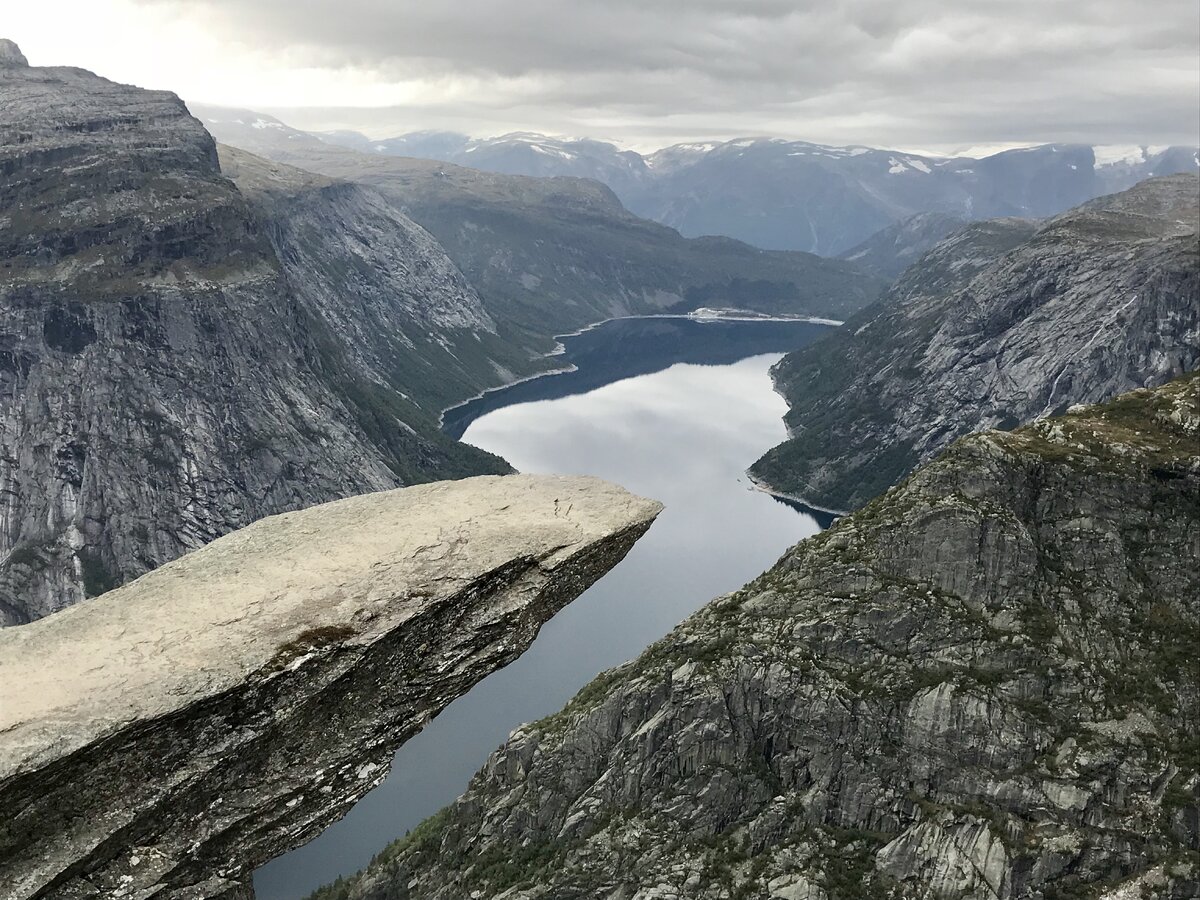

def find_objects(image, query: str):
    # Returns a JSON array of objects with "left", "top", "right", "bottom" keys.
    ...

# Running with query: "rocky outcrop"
[
  {"left": 0, "top": 47, "right": 511, "bottom": 624},
  {"left": 329, "top": 375, "right": 1199, "bottom": 900},
  {"left": 751, "top": 174, "right": 1200, "bottom": 511},
  {"left": 0, "top": 474, "right": 662, "bottom": 900},
  {"left": 0, "top": 38, "right": 28, "bottom": 67}
]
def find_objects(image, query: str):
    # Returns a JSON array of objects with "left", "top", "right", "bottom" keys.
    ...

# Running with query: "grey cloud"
[{"left": 148, "top": 0, "right": 1200, "bottom": 148}]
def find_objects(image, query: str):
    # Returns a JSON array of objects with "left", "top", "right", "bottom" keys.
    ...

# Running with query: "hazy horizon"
[
  {"left": 193, "top": 101, "right": 1198, "bottom": 160},
  {"left": 7, "top": 0, "right": 1199, "bottom": 154}
]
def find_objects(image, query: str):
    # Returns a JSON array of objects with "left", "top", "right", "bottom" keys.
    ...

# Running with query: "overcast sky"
[{"left": 8, "top": 0, "right": 1199, "bottom": 152}]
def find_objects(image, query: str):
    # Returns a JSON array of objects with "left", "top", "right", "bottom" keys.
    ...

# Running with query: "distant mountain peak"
[
  {"left": 197, "top": 103, "right": 1200, "bottom": 256},
  {"left": 0, "top": 39, "right": 28, "bottom": 67},
  {"left": 1092, "top": 143, "right": 1187, "bottom": 167}
]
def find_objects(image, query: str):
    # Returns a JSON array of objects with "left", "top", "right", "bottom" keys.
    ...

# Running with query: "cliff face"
[
  {"left": 218, "top": 147, "right": 554, "bottom": 413},
  {"left": 751, "top": 174, "right": 1200, "bottom": 512},
  {"left": 335, "top": 374, "right": 1200, "bottom": 900},
  {"left": 0, "top": 474, "right": 662, "bottom": 900},
  {"left": 0, "top": 52, "right": 510, "bottom": 624}
]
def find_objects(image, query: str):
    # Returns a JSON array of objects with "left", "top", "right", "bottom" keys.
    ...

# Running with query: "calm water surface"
[{"left": 255, "top": 318, "right": 832, "bottom": 898}]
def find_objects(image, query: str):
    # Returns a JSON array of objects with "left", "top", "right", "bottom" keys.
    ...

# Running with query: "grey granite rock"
[
  {"left": 219, "top": 145, "right": 553, "bottom": 413},
  {"left": 751, "top": 174, "right": 1200, "bottom": 511},
  {"left": 0, "top": 53, "right": 514, "bottom": 625},
  {"left": 837, "top": 211, "right": 968, "bottom": 280},
  {"left": 0, "top": 474, "right": 662, "bottom": 900},
  {"left": 332, "top": 376, "right": 1199, "bottom": 900}
]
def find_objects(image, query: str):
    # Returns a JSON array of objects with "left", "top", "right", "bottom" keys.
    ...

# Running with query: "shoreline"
[
  {"left": 436, "top": 363, "right": 579, "bottom": 429},
  {"left": 552, "top": 310, "right": 845, "bottom": 343},
  {"left": 743, "top": 469, "right": 848, "bottom": 519},
  {"left": 437, "top": 310, "right": 843, "bottom": 430}
]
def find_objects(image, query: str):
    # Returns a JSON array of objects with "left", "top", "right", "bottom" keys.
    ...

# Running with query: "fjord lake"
[{"left": 255, "top": 317, "right": 835, "bottom": 898}]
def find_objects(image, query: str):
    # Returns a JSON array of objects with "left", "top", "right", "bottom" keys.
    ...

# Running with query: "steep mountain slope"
[
  {"left": 200, "top": 128, "right": 888, "bottom": 337},
  {"left": 750, "top": 175, "right": 1200, "bottom": 511},
  {"left": 837, "top": 211, "right": 967, "bottom": 279},
  {"left": 219, "top": 147, "right": 553, "bottom": 413},
  {"left": 319, "top": 373, "right": 1200, "bottom": 900},
  {"left": 346, "top": 158, "right": 883, "bottom": 334},
  {"left": 0, "top": 48, "right": 508, "bottom": 625}
]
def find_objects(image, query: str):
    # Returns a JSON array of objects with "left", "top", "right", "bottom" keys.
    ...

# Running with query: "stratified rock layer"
[
  {"left": 0, "top": 474, "right": 662, "bottom": 900},
  {"left": 751, "top": 174, "right": 1200, "bottom": 511},
  {"left": 337, "top": 376, "right": 1199, "bottom": 900}
]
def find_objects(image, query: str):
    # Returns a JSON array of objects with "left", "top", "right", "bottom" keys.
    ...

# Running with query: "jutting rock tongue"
[
  {"left": 0, "top": 40, "right": 28, "bottom": 67},
  {"left": 0, "top": 474, "right": 662, "bottom": 900}
]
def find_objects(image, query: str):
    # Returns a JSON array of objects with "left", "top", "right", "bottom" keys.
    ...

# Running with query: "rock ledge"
[{"left": 0, "top": 474, "right": 661, "bottom": 900}]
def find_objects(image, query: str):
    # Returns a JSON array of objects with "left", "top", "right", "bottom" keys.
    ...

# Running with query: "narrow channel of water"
[{"left": 255, "top": 318, "right": 833, "bottom": 898}]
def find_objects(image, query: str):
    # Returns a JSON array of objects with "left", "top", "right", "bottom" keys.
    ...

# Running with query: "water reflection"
[
  {"left": 255, "top": 319, "right": 833, "bottom": 899},
  {"left": 442, "top": 317, "right": 834, "bottom": 438}
]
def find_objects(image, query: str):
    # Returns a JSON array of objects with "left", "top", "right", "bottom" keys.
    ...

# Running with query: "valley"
[
  {"left": 257, "top": 317, "right": 836, "bottom": 898},
  {"left": 316, "top": 373, "right": 1200, "bottom": 900},
  {"left": 1, "top": 30, "right": 1197, "bottom": 900}
]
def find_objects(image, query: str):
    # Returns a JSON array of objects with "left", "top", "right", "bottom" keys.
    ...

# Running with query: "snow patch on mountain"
[{"left": 1093, "top": 145, "right": 1149, "bottom": 167}]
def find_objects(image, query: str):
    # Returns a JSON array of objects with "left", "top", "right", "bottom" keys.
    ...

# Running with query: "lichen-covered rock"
[
  {"left": 335, "top": 375, "right": 1199, "bottom": 900},
  {"left": 751, "top": 174, "right": 1200, "bottom": 512},
  {"left": 0, "top": 474, "right": 662, "bottom": 900}
]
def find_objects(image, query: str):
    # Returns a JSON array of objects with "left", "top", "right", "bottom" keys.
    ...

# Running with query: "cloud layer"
[{"left": 16, "top": 0, "right": 1200, "bottom": 149}]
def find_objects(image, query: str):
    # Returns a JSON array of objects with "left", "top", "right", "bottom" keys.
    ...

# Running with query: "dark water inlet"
[{"left": 255, "top": 317, "right": 833, "bottom": 898}]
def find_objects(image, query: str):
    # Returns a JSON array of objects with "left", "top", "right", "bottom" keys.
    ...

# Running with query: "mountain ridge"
[
  {"left": 196, "top": 105, "right": 1199, "bottom": 256},
  {"left": 749, "top": 173, "right": 1200, "bottom": 512},
  {"left": 199, "top": 125, "right": 887, "bottom": 337}
]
